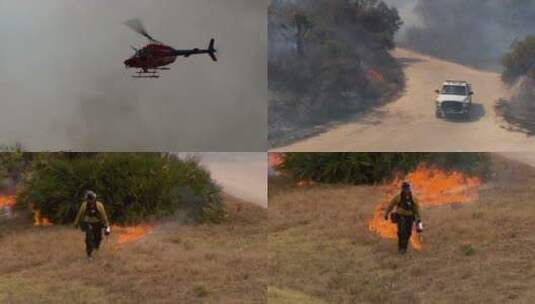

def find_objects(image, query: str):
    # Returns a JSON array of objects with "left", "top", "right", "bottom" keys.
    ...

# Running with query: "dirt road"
[
  {"left": 177, "top": 152, "right": 267, "bottom": 208},
  {"left": 499, "top": 152, "right": 535, "bottom": 168},
  {"left": 275, "top": 48, "right": 535, "bottom": 152}
]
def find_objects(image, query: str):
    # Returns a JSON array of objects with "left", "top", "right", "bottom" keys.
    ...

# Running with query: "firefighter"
[
  {"left": 384, "top": 181, "right": 421, "bottom": 254},
  {"left": 74, "top": 191, "right": 111, "bottom": 260}
]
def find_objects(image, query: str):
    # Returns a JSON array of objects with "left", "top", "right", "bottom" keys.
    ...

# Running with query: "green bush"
[
  {"left": 15, "top": 153, "right": 222, "bottom": 224},
  {"left": 278, "top": 153, "right": 489, "bottom": 184},
  {"left": 200, "top": 201, "right": 228, "bottom": 224},
  {"left": 460, "top": 244, "right": 475, "bottom": 256},
  {"left": 194, "top": 285, "right": 208, "bottom": 298},
  {"left": 502, "top": 36, "right": 535, "bottom": 84},
  {"left": 0, "top": 146, "right": 33, "bottom": 189}
]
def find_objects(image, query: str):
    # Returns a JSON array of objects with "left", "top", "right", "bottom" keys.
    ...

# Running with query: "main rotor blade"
[{"left": 124, "top": 18, "right": 156, "bottom": 41}]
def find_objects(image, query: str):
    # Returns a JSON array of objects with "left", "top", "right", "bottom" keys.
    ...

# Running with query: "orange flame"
[
  {"left": 367, "top": 68, "right": 385, "bottom": 82},
  {"left": 269, "top": 153, "right": 283, "bottom": 168},
  {"left": 368, "top": 165, "right": 482, "bottom": 249},
  {"left": 113, "top": 224, "right": 153, "bottom": 247},
  {"left": 0, "top": 194, "right": 15, "bottom": 207},
  {"left": 0, "top": 194, "right": 15, "bottom": 218},
  {"left": 33, "top": 209, "right": 52, "bottom": 226},
  {"left": 297, "top": 180, "right": 316, "bottom": 187}
]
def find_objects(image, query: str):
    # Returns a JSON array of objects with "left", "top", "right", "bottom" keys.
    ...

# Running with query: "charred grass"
[
  {"left": 268, "top": 155, "right": 535, "bottom": 304},
  {"left": 0, "top": 195, "right": 267, "bottom": 304}
]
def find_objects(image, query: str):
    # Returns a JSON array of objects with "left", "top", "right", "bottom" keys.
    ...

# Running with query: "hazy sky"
[
  {"left": 179, "top": 152, "right": 267, "bottom": 207},
  {"left": 382, "top": 0, "right": 421, "bottom": 39},
  {"left": 0, "top": 0, "right": 266, "bottom": 151}
]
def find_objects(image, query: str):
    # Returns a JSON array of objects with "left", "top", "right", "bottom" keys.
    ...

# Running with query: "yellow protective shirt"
[
  {"left": 385, "top": 193, "right": 421, "bottom": 220},
  {"left": 74, "top": 201, "right": 110, "bottom": 227}
]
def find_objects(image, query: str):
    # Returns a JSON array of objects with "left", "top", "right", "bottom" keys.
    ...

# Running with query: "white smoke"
[{"left": 0, "top": 0, "right": 267, "bottom": 151}]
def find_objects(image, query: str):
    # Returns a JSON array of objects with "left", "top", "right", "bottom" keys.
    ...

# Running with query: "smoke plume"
[
  {"left": 384, "top": 0, "right": 535, "bottom": 70},
  {"left": 0, "top": 0, "right": 267, "bottom": 151}
]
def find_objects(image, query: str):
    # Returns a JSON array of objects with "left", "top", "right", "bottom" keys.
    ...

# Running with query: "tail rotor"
[{"left": 208, "top": 39, "right": 217, "bottom": 62}]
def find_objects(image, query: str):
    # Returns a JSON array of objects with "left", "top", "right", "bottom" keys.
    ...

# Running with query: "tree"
[
  {"left": 278, "top": 153, "right": 489, "bottom": 184},
  {"left": 502, "top": 36, "right": 535, "bottom": 84},
  {"left": 15, "top": 153, "right": 223, "bottom": 224}
]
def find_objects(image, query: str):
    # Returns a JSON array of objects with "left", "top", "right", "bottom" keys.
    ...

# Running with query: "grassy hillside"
[
  {"left": 269, "top": 155, "right": 535, "bottom": 303},
  {"left": 0, "top": 195, "right": 267, "bottom": 304}
]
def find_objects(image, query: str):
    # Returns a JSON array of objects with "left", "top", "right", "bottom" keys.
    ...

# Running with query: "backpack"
[
  {"left": 398, "top": 192, "right": 414, "bottom": 211},
  {"left": 85, "top": 202, "right": 101, "bottom": 220}
]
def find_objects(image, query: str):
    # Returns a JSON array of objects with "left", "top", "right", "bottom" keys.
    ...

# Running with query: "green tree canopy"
[
  {"left": 502, "top": 36, "right": 535, "bottom": 84},
  {"left": 278, "top": 153, "right": 489, "bottom": 184},
  {"left": 14, "top": 153, "right": 223, "bottom": 224}
]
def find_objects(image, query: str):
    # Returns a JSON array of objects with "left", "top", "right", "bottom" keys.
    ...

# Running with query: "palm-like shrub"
[{"left": 15, "top": 153, "right": 223, "bottom": 224}]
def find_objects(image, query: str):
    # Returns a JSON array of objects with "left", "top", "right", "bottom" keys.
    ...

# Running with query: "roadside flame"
[
  {"left": 367, "top": 68, "right": 385, "bottom": 82},
  {"left": 368, "top": 165, "right": 482, "bottom": 249},
  {"left": 269, "top": 153, "right": 283, "bottom": 168},
  {"left": 0, "top": 194, "right": 15, "bottom": 218},
  {"left": 269, "top": 152, "right": 284, "bottom": 177},
  {"left": 33, "top": 209, "right": 52, "bottom": 226},
  {"left": 113, "top": 224, "right": 153, "bottom": 247},
  {"left": 297, "top": 180, "right": 316, "bottom": 187},
  {"left": 0, "top": 194, "right": 15, "bottom": 207}
]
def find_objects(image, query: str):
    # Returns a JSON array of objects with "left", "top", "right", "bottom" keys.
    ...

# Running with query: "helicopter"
[{"left": 123, "top": 19, "right": 217, "bottom": 78}]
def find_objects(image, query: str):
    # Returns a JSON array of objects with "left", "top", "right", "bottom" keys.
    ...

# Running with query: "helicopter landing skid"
[
  {"left": 132, "top": 75, "right": 160, "bottom": 78},
  {"left": 132, "top": 69, "right": 160, "bottom": 78}
]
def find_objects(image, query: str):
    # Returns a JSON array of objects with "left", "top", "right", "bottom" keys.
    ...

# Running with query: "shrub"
[
  {"left": 460, "top": 244, "right": 475, "bottom": 256},
  {"left": 200, "top": 202, "right": 228, "bottom": 224},
  {"left": 278, "top": 153, "right": 489, "bottom": 184},
  {"left": 15, "top": 153, "right": 222, "bottom": 224},
  {"left": 194, "top": 285, "right": 208, "bottom": 298},
  {"left": 502, "top": 36, "right": 535, "bottom": 84}
]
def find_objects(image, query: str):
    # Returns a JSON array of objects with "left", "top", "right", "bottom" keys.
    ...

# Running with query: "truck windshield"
[{"left": 441, "top": 85, "right": 467, "bottom": 95}]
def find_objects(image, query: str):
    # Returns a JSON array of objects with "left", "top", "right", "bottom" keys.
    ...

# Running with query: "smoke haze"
[
  {"left": 383, "top": 0, "right": 535, "bottom": 70},
  {"left": 179, "top": 152, "right": 267, "bottom": 207},
  {"left": 0, "top": 0, "right": 267, "bottom": 151}
]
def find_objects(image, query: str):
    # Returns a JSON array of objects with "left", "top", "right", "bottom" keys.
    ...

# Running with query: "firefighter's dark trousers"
[
  {"left": 82, "top": 222, "right": 103, "bottom": 257},
  {"left": 397, "top": 215, "right": 415, "bottom": 253}
]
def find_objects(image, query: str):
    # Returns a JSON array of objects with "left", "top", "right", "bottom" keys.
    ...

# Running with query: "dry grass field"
[
  {"left": 0, "top": 195, "right": 267, "bottom": 304},
  {"left": 268, "top": 155, "right": 535, "bottom": 304}
]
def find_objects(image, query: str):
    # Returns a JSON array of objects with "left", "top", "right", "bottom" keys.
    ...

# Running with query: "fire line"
[{"left": 368, "top": 165, "right": 482, "bottom": 249}]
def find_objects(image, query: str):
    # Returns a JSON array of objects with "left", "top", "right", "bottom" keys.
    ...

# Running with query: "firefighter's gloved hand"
[
  {"left": 384, "top": 212, "right": 389, "bottom": 220},
  {"left": 104, "top": 226, "right": 111, "bottom": 236}
]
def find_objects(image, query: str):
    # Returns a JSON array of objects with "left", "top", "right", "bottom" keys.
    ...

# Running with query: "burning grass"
[
  {"left": 0, "top": 194, "right": 15, "bottom": 207},
  {"left": 0, "top": 194, "right": 15, "bottom": 220},
  {"left": 113, "top": 224, "right": 153, "bottom": 248},
  {"left": 269, "top": 153, "right": 283, "bottom": 169},
  {"left": 0, "top": 195, "right": 267, "bottom": 303},
  {"left": 269, "top": 155, "right": 535, "bottom": 303},
  {"left": 32, "top": 209, "right": 52, "bottom": 226},
  {"left": 368, "top": 165, "right": 482, "bottom": 249}
]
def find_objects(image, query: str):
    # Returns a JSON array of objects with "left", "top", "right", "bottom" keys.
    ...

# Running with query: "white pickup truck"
[{"left": 435, "top": 80, "right": 473, "bottom": 118}]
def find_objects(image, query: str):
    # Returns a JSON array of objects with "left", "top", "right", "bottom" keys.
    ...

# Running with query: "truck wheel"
[{"left": 435, "top": 110, "right": 442, "bottom": 118}]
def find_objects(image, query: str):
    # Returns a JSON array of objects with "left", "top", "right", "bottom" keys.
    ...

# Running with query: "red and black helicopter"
[{"left": 123, "top": 19, "right": 217, "bottom": 78}]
